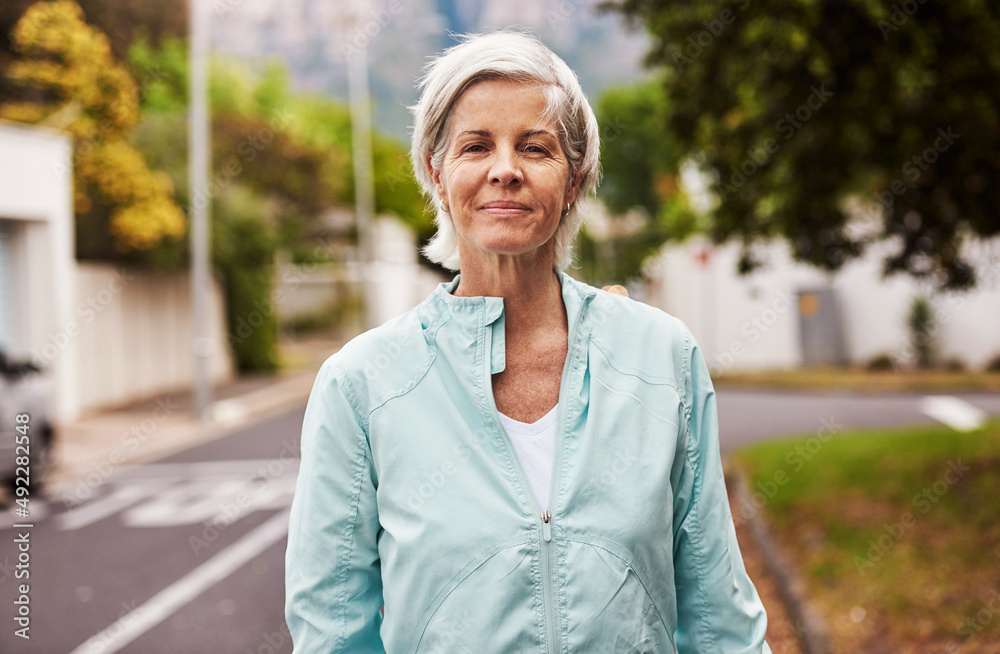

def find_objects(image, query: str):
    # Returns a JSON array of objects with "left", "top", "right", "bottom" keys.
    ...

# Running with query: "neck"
[{"left": 453, "top": 248, "right": 565, "bottom": 333}]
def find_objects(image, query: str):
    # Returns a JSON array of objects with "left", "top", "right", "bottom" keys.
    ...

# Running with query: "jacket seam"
[
  {"left": 679, "top": 330, "right": 720, "bottom": 651},
  {"left": 589, "top": 336, "right": 681, "bottom": 392},
  {"left": 366, "top": 316, "right": 449, "bottom": 423},
  {"left": 411, "top": 537, "right": 534, "bottom": 651},
  {"left": 329, "top": 367, "right": 375, "bottom": 651},
  {"left": 562, "top": 536, "right": 672, "bottom": 639},
  {"left": 368, "top": 346, "right": 439, "bottom": 420}
]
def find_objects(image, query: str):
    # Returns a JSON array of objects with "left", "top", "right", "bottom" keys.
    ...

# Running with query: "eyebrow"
[{"left": 455, "top": 129, "right": 558, "bottom": 140}]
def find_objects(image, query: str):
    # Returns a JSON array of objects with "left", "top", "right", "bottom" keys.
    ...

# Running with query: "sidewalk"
[{"left": 46, "top": 336, "right": 345, "bottom": 493}]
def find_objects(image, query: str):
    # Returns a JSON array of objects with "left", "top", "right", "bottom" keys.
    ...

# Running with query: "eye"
[
  {"left": 523, "top": 144, "right": 549, "bottom": 154},
  {"left": 462, "top": 143, "right": 487, "bottom": 153}
]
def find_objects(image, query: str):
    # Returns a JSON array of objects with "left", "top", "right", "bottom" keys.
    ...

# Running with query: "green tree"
[
  {"left": 125, "top": 41, "right": 350, "bottom": 371},
  {"left": 604, "top": 0, "right": 1000, "bottom": 289},
  {"left": 2, "top": 0, "right": 186, "bottom": 252},
  {"left": 579, "top": 79, "right": 697, "bottom": 283}
]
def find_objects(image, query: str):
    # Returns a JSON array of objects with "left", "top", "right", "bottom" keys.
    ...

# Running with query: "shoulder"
[
  {"left": 576, "top": 278, "right": 698, "bottom": 397},
  {"left": 315, "top": 301, "right": 438, "bottom": 418}
]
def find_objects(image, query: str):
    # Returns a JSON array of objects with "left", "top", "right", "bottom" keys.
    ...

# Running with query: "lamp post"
[
  {"left": 189, "top": 0, "right": 212, "bottom": 424},
  {"left": 340, "top": 0, "right": 376, "bottom": 331}
]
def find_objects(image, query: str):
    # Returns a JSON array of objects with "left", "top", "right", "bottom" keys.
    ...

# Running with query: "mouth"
[{"left": 479, "top": 200, "right": 531, "bottom": 215}]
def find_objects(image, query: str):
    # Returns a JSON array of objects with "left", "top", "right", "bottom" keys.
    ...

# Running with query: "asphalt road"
[
  {"left": 1, "top": 388, "right": 998, "bottom": 652},
  {"left": 0, "top": 408, "right": 305, "bottom": 654},
  {"left": 716, "top": 388, "right": 1000, "bottom": 451}
]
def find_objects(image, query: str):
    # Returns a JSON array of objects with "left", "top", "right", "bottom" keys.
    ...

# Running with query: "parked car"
[{"left": 0, "top": 347, "right": 54, "bottom": 494}]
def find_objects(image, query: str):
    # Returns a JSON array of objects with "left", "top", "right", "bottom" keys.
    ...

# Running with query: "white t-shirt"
[{"left": 497, "top": 403, "right": 558, "bottom": 511}]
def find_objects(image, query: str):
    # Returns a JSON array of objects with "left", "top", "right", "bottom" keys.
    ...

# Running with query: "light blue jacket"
[{"left": 285, "top": 270, "right": 771, "bottom": 653}]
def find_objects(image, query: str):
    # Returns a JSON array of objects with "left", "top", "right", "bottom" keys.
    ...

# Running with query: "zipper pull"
[{"left": 541, "top": 510, "right": 552, "bottom": 542}]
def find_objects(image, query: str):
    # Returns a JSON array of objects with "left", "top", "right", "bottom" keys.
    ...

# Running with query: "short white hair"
[{"left": 409, "top": 30, "right": 601, "bottom": 271}]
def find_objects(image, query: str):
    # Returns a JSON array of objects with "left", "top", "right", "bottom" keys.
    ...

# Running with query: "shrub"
[{"left": 867, "top": 353, "right": 896, "bottom": 371}]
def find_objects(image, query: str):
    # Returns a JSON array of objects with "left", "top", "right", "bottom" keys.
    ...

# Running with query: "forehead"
[{"left": 449, "top": 79, "right": 555, "bottom": 133}]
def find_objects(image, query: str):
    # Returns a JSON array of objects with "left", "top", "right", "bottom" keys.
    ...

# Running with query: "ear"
[
  {"left": 426, "top": 152, "right": 447, "bottom": 203},
  {"left": 564, "top": 170, "right": 583, "bottom": 208}
]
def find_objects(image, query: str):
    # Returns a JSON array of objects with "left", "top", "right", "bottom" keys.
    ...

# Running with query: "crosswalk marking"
[{"left": 53, "top": 459, "right": 300, "bottom": 530}]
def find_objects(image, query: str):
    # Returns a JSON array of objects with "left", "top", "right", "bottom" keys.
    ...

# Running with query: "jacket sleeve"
[
  {"left": 285, "top": 358, "right": 384, "bottom": 653},
  {"left": 671, "top": 332, "right": 772, "bottom": 653}
]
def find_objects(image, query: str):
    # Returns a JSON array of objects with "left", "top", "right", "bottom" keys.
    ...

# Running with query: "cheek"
[{"left": 441, "top": 162, "right": 479, "bottom": 197}]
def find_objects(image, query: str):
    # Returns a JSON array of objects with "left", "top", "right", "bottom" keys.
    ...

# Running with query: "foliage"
[
  {"left": 0, "top": 0, "right": 186, "bottom": 103},
  {"left": 583, "top": 79, "right": 698, "bottom": 283},
  {"left": 907, "top": 295, "right": 934, "bottom": 369},
  {"left": 124, "top": 44, "right": 350, "bottom": 371},
  {"left": 732, "top": 421, "right": 1000, "bottom": 651},
  {"left": 213, "top": 186, "right": 280, "bottom": 372},
  {"left": 1, "top": 0, "right": 186, "bottom": 252},
  {"left": 604, "top": 0, "right": 1000, "bottom": 289}
]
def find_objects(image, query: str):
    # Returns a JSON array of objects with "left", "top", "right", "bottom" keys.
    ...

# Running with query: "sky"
[{"left": 210, "top": 0, "right": 651, "bottom": 139}]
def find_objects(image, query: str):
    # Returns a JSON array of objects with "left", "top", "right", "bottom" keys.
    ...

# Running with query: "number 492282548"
[{"left": 14, "top": 413, "right": 31, "bottom": 514}]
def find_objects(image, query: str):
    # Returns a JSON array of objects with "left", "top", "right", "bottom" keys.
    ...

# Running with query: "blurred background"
[{"left": 0, "top": 0, "right": 998, "bottom": 652}]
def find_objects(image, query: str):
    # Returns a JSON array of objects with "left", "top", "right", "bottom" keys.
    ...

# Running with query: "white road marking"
[
  {"left": 211, "top": 399, "right": 250, "bottom": 427},
  {"left": 921, "top": 395, "right": 987, "bottom": 432},
  {"left": 58, "top": 482, "right": 170, "bottom": 531},
  {"left": 68, "top": 508, "right": 290, "bottom": 654},
  {"left": 54, "top": 459, "right": 300, "bottom": 530}
]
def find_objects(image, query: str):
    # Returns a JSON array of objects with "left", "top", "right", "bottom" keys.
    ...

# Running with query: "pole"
[
  {"left": 344, "top": 1, "right": 376, "bottom": 331},
  {"left": 189, "top": 0, "right": 212, "bottom": 423}
]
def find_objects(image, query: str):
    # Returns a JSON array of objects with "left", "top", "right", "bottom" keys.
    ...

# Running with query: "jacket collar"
[{"left": 426, "top": 270, "right": 597, "bottom": 375}]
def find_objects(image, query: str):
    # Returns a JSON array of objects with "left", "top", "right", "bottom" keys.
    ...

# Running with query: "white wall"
[
  {"left": 645, "top": 236, "right": 1000, "bottom": 373},
  {"left": 0, "top": 121, "right": 236, "bottom": 421},
  {"left": 274, "top": 216, "right": 447, "bottom": 330},
  {"left": 71, "top": 263, "right": 234, "bottom": 415},
  {"left": 0, "top": 121, "right": 76, "bottom": 421}
]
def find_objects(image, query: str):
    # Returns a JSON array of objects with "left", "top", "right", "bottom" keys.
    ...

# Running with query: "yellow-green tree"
[{"left": 2, "top": 0, "right": 185, "bottom": 251}]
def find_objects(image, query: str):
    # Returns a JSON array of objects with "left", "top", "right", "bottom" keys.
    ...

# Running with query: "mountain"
[{"left": 210, "top": 0, "right": 650, "bottom": 140}]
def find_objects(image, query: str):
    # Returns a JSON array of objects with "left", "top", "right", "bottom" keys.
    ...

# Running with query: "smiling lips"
[{"left": 480, "top": 200, "right": 531, "bottom": 215}]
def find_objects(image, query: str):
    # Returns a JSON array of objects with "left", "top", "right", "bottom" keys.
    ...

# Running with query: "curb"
[{"left": 729, "top": 467, "right": 832, "bottom": 654}]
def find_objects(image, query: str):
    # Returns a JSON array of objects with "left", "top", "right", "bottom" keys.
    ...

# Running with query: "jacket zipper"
[{"left": 484, "top": 294, "right": 589, "bottom": 654}]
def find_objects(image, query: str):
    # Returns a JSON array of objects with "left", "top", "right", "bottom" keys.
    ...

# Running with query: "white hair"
[{"left": 409, "top": 30, "right": 601, "bottom": 271}]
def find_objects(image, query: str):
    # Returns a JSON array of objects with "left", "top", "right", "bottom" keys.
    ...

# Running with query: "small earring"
[
  {"left": 440, "top": 201, "right": 450, "bottom": 214},
  {"left": 562, "top": 202, "right": 571, "bottom": 217}
]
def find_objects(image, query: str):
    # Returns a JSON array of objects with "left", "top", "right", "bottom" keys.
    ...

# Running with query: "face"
[{"left": 427, "top": 79, "right": 580, "bottom": 265}]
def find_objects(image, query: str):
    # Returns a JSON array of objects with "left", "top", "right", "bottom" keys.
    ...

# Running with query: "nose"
[{"left": 488, "top": 146, "right": 523, "bottom": 187}]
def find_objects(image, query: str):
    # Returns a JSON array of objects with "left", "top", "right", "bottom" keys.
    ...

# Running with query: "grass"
[
  {"left": 713, "top": 367, "right": 1000, "bottom": 392},
  {"left": 730, "top": 421, "right": 1000, "bottom": 653}
]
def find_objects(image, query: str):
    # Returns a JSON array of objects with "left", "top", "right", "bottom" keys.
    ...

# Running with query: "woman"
[{"left": 285, "top": 30, "right": 771, "bottom": 653}]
